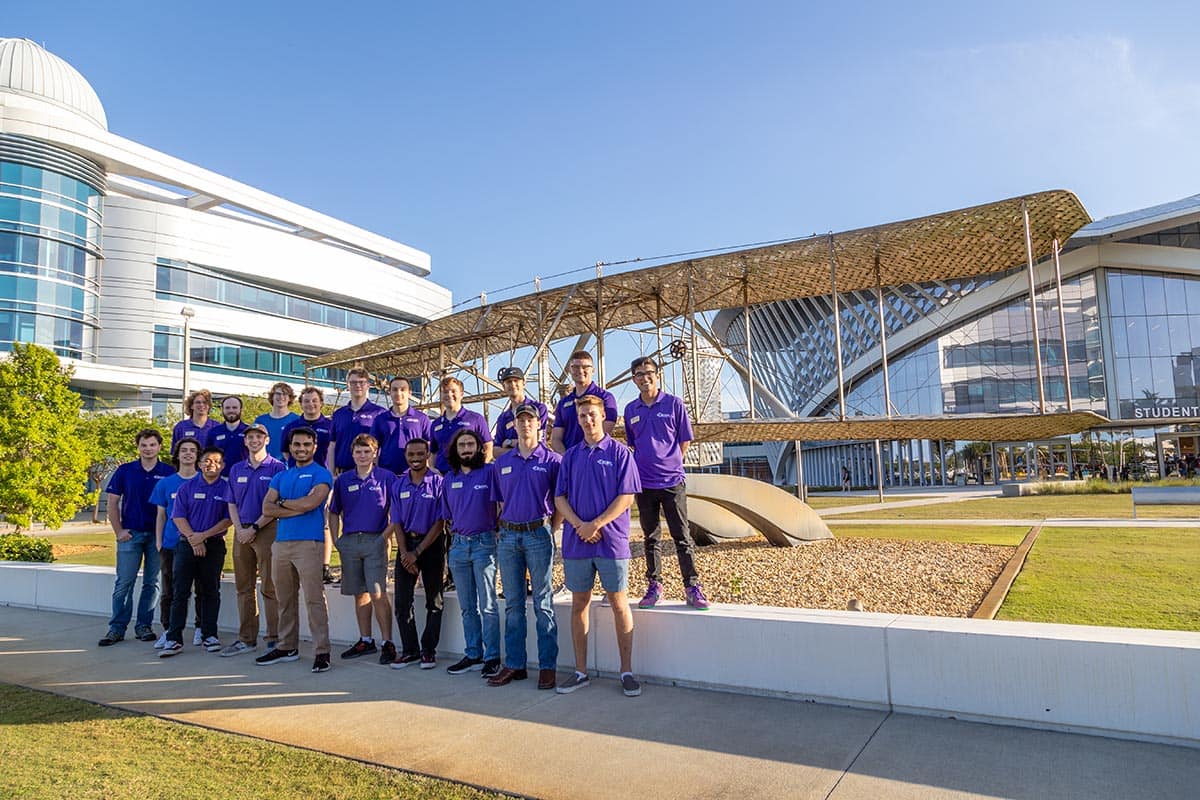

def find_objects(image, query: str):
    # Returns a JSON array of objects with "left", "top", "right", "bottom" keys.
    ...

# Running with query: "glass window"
[
  {"left": 1125, "top": 317, "right": 1150, "bottom": 358},
  {"left": 1121, "top": 273, "right": 1147, "bottom": 316},
  {"left": 1147, "top": 317, "right": 1171, "bottom": 358},
  {"left": 1164, "top": 276, "right": 1188, "bottom": 314},
  {"left": 1143, "top": 273, "right": 1168, "bottom": 317}
]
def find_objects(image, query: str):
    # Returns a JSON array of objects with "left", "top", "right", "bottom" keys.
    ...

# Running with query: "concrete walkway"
[{"left": 1, "top": 606, "right": 1196, "bottom": 799}]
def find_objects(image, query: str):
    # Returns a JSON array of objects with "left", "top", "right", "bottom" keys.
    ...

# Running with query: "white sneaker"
[
  {"left": 219, "top": 641, "right": 256, "bottom": 657},
  {"left": 192, "top": 630, "right": 203, "bottom": 646},
  {"left": 153, "top": 632, "right": 168, "bottom": 649},
  {"left": 202, "top": 636, "right": 222, "bottom": 653}
]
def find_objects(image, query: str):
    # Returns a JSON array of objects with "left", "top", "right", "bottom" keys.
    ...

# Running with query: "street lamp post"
[{"left": 180, "top": 306, "right": 195, "bottom": 408}]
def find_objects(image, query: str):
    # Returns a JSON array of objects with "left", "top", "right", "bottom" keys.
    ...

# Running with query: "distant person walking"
[{"left": 841, "top": 466, "right": 851, "bottom": 492}]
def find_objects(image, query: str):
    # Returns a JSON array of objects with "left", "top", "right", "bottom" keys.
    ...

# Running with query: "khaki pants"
[
  {"left": 272, "top": 539, "right": 330, "bottom": 655},
  {"left": 232, "top": 523, "right": 279, "bottom": 645}
]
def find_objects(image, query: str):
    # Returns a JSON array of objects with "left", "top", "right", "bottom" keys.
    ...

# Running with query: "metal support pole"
[
  {"left": 688, "top": 271, "right": 700, "bottom": 420},
  {"left": 1022, "top": 199, "right": 1047, "bottom": 414},
  {"left": 875, "top": 439, "right": 884, "bottom": 502},
  {"left": 874, "top": 250, "right": 892, "bottom": 417},
  {"left": 742, "top": 276, "right": 757, "bottom": 419},
  {"left": 655, "top": 293, "right": 664, "bottom": 362},
  {"left": 795, "top": 440, "right": 806, "bottom": 502},
  {"left": 828, "top": 235, "right": 846, "bottom": 421},
  {"left": 1052, "top": 237, "right": 1073, "bottom": 412},
  {"left": 180, "top": 307, "right": 194, "bottom": 406}
]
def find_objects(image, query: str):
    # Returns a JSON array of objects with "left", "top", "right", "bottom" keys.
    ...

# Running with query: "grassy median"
[
  {"left": 0, "top": 683, "right": 507, "bottom": 800},
  {"left": 832, "top": 493, "right": 1200, "bottom": 520}
]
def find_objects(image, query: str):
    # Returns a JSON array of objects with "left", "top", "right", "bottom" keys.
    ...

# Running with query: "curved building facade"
[
  {"left": 717, "top": 194, "right": 1200, "bottom": 485},
  {"left": 0, "top": 38, "right": 450, "bottom": 410}
]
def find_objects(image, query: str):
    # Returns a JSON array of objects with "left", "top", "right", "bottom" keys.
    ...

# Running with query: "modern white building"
[{"left": 0, "top": 38, "right": 450, "bottom": 413}]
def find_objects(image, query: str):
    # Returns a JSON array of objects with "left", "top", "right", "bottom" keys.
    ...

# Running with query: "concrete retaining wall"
[{"left": 1, "top": 561, "right": 1197, "bottom": 747}]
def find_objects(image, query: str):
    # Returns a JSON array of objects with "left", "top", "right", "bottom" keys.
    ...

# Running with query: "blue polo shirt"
[
  {"left": 211, "top": 422, "right": 249, "bottom": 476},
  {"left": 254, "top": 411, "right": 299, "bottom": 461},
  {"left": 389, "top": 469, "right": 443, "bottom": 537},
  {"left": 329, "top": 467, "right": 396, "bottom": 534},
  {"left": 492, "top": 399, "right": 549, "bottom": 449},
  {"left": 269, "top": 463, "right": 333, "bottom": 542},
  {"left": 552, "top": 383, "right": 618, "bottom": 450},
  {"left": 281, "top": 415, "right": 333, "bottom": 468},
  {"left": 171, "top": 475, "right": 232, "bottom": 536},
  {"left": 172, "top": 418, "right": 220, "bottom": 451},
  {"left": 371, "top": 406, "right": 434, "bottom": 473},
  {"left": 150, "top": 472, "right": 189, "bottom": 549},
  {"left": 106, "top": 459, "right": 175, "bottom": 532},
  {"left": 491, "top": 443, "right": 561, "bottom": 523},
  {"left": 228, "top": 455, "right": 287, "bottom": 526},
  {"left": 430, "top": 407, "right": 493, "bottom": 474},
  {"left": 556, "top": 436, "right": 641, "bottom": 560},
  {"left": 331, "top": 400, "right": 387, "bottom": 471},
  {"left": 623, "top": 390, "right": 694, "bottom": 489},
  {"left": 441, "top": 463, "right": 498, "bottom": 536}
]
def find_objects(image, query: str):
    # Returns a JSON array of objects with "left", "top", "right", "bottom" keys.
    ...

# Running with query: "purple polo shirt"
[
  {"left": 441, "top": 463, "right": 498, "bottom": 536},
  {"left": 623, "top": 390, "right": 694, "bottom": 489},
  {"left": 172, "top": 418, "right": 219, "bottom": 451},
  {"left": 371, "top": 406, "right": 434, "bottom": 473},
  {"left": 254, "top": 411, "right": 298, "bottom": 461},
  {"left": 211, "top": 422, "right": 249, "bottom": 476},
  {"left": 390, "top": 469, "right": 444, "bottom": 536},
  {"left": 555, "top": 436, "right": 641, "bottom": 560},
  {"left": 430, "top": 407, "right": 493, "bottom": 474},
  {"left": 553, "top": 383, "right": 618, "bottom": 450},
  {"left": 228, "top": 455, "right": 287, "bottom": 526},
  {"left": 281, "top": 415, "right": 333, "bottom": 468},
  {"left": 269, "top": 463, "right": 333, "bottom": 542},
  {"left": 492, "top": 399, "right": 549, "bottom": 449},
  {"left": 330, "top": 467, "right": 396, "bottom": 534},
  {"left": 331, "top": 400, "right": 387, "bottom": 471},
  {"left": 171, "top": 475, "right": 232, "bottom": 535},
  {"left": 491, "top": 443, "right": 561, "bottom": 523},
  {"left": 106, "top": 459, "right": 175, "bottom": 532}
]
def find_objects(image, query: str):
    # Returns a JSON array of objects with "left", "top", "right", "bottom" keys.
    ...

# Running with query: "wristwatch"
[{"left": 250, "top": 522, "right": 261, "bottom": 533}]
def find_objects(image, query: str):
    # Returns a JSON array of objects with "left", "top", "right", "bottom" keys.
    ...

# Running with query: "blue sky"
[{"left": 12, "top": 2, "right": 1200, "bottom": 312}]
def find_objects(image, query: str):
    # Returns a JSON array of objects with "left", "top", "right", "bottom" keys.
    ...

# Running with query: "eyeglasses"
[
  {"left": 633, "top": 370, "right": 658, "bottom": 378},
  {"left": 348, "top": 379, "right": 370, "bottom": 386}
]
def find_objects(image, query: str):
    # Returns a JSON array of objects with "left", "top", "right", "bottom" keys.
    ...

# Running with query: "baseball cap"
[
  {"left": 498, "top": 366, "right": 525, "bottom": 382},
  {"left": 244, "top": 422, "right": 269, "bottom": 435},
  {"left": 514, "top": 402, "right": 540, "bottom": 418}
]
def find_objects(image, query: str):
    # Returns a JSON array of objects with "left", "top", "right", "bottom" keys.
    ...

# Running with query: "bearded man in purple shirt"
[
  {"left": 441, "top": 429, "right": 501, "bottom": 679},
  {"left": 212, "top": 395, "right": 248, "bottom": 477},
  {"left": 624, "top": 356, "right": 709, "bottom": 611},
  {"left": 554, "top": 394, "right": 642, "bottom": 697},
  {"left": 431, "top": 376, "right": 493, "bottom": 474},
  {"left": 490, "top": 403, "right": 562, "bottom": 690}
]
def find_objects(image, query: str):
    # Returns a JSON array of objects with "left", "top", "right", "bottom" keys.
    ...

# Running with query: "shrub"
[{"left": 0, "top": 532, "right": 54, "bottom": 562}]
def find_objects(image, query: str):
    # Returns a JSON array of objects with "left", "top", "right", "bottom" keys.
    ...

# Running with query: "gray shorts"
[
  {"left": 335, "top": 533, "right": 388, "bottom": 596},
  {"left": 563, "top": 556, "right": 629, "bottom": 594}
]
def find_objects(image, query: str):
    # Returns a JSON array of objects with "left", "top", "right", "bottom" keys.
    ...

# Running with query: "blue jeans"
[
  {"left": 497, "top": 524, "right": 558, "bottom": 670},
  {"left": 108, "top": 529, "right": 160, "bottom": 634},
  {"left": 447, "top": 531, "right": 500, "bottom": 661}
]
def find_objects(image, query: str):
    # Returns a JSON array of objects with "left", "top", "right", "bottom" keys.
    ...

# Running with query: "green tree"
[
  {"left": 79, "top": 407, "right": 157, "bottom": 523},
  {"left": 0, "top": 344, "right": 91, "bottom": 530}
]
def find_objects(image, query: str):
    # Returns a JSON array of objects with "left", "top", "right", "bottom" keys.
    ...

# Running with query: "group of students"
[{"left": 98, "top": 349, "right": 707, "bottom": 696}]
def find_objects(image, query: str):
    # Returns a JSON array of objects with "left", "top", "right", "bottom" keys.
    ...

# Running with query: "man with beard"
[
  {"left": 430, "top": 376, "right": 492, "bottom": 474},
  {"left": 212, "top": 395, "right": 248, "bottom": 477},
  {"left": 282, "top": 386, "right": 335, "bottom": 583},
  {"left": 441, "top": 429, "right": 501, "bottom": 678}
]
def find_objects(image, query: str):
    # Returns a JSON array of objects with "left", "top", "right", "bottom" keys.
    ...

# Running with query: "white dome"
[{"left": 0, "top": 38, "right": 107, "bottom": 129}]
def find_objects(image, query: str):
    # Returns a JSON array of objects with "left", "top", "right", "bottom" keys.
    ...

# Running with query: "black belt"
[
  {"left": 344, "top": 531, "right": 379, "bottom": 536},
  {"left": 499, "top": 517, "right": 549, "bottom": 532}
]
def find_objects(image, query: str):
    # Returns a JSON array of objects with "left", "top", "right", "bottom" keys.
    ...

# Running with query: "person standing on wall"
[
  {"left": 430, "top": 376, "right": 493, "bottom": 474},
  {"left": 173, "top": 389, "right": 219, "bottom": 452},
  {"left": 549, "top": 350, "right": 616, "bottom": 455},
  {"left": 281, "top": 386, "right": 335, "bottom": 583},
  {"left": 255, "top": 382, "right": 299, "bottom": 462},
  {"left": 212, "top": 395, "right": 248, "bottom": 477},
  {"left": 371, "top": 376, "right": 432, "bottom": 474},
  {"left": 492, "top": 366, "right": 548, "bottom": 458}
]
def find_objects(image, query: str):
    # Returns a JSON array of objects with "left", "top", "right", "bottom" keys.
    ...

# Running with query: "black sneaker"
[
  {"left": 134, "top": 626, "right": 157, "bottom": 642},
  {"left": 446, "top": 656, "right": 483, "bottom": 675},
  {"left": 255, "top": 647, "right": 300, "bottom": 666},
  {"left": 480, "top": 659, "right": 502, "bottom": 679},
  {"left": 322, "top": 565, "right": 334, "bottom": 585},
  {"left": 98, "top": 631, "right": 123, "bottom": 647},
  {"left": 340, "top": 639, "right": 377, "bottom": 659},
  {"left": 312, "top": 653, "right": 331, "bottom": 673},
  {"left": 379, "top": 641, "right": 397, "bottom": 665},
  {"left": 390, "top": 652, "right": 421, "bottom": 670}
]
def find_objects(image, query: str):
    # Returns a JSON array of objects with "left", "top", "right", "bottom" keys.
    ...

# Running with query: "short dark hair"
[
  {"left": 299, "top": 386, "right": 324, "bottom": 402},
  {"left": 198, "top": 446, "right": 225, "bottom": 464},
  {"left": 404, "top": 437, "right": 430, "bottom": 451},
  {"left": 220, "top": 394, "right": 243, "bottom": 408},
  {"left": 171, "top": 438, "right": 200, "bottom": 466},
  {"left": 136, "top": 428, "right": 163, "bottom": 445},
  {"left": 288, "top": 426, "right": 317, "bottom": 445},
  {"left": 569, "top": 350, "right": 593, "bottom": 363},
  {"left": 388, "top": 375, "right": 412, "bottom": 390},
  {"left": 446, "top": 429, "right": 484, "bottom": 471},
  {"left": 631, "top": 356, "right": 659, "bottom": 372},
  {"left": 351, "top": 433, "right": 379, "bottom": 451},
  {"left": 347, "top": 366, "right": 372, "bottom": 382}
]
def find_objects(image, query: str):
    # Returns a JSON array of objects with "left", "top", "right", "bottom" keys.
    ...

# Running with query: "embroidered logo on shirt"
[
  {"left": 597, "top": 459, "right": 614, "bottom": 467},
  {"left": 656, "top": 412, "right": 671, "bottom": 418},
  {"left": 532, "top": 465, "right": 548, "bottom": 473}
]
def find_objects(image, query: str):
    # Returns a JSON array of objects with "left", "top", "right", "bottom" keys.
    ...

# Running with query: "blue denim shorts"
[{"left": 563, "top": 556, "right": 628, "bottom": 594}]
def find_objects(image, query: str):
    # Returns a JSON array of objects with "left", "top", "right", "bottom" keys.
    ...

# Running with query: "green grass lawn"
[
  {"left": 998, "top": 526, "right": 1200, "bottom": 631},
  {"left": 0, "top": 683, "right": 506, "bottom": 800},
  {"left": 828, "top": 524, "right": 1030, "bottom": 546},
  {"left": 47, "top": 532, "right": 343, "bottom": 571},
  {"left": 833, "top": 493, "right": 1200, "bottom": 520},
  {"left": 804, "top": 494, "right": 908, "bottom": 509}
]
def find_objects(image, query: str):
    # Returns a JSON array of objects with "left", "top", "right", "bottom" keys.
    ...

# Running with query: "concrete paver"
[{"left": 1, "top": 606, "right": 1197, "bottom": 799}]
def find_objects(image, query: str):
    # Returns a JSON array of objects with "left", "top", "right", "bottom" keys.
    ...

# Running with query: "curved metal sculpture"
[
  {"left": 685, "top": 473, "right": 832, "bottom": 547},
  {"left": 687, "top": 496, "right": 761, "bottom": 546}
]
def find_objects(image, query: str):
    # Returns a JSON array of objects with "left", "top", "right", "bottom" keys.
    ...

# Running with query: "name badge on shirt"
[
  {"left": 451, "top": 481, "right": 463, "bottom": 489},
  {"left": 216, "top": 434, "right": 226, "bottom": 441},
  {"left": 630, "top": 415, "right": 640, "bottom": 425},
  {"left": 435, "top": 424, "right": 444, "bottom": 432},
  {"left": 237, "top": 476, "right": 248, "bottom": 483},
  {"left": 347, "top": 484, "right": 359, "bottom": 492},
  {"left": 399, "top": 491, "right": 411, "bottom": 499},
  {"left": 194, "top": 492, "right": 206, "bottom": 499},
  {"left": 501, "top": 466, "right": 512, "bottom": 475},
  {"left": 505, "top": 421, "right": 514, "bottom": 429}
]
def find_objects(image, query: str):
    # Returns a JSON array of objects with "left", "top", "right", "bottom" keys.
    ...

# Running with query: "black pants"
[
  {"left": 637, "top": 483, "right": 700, "bottom": 587},
  {"left": 394, "top": 534, "right": 445, "bottom": 656},
  {"left": 159, "top": 548, "right": 204, "bottom": 630},
  {"left": 168, "top": 538, "right": 225, "bottom": 643}
]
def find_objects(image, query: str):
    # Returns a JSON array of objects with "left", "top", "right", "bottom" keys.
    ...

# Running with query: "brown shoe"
[
  {"left": 537, "top": 669, "right": 557, "bottom": 690},
  {"left": 486, "top": 667, "right": 528, "bottom": 687}
]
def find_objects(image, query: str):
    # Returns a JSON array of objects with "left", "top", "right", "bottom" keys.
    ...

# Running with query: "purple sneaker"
[
  {"left": 685, "top": 584, "right": 710, "bottom": 611},
  {"left": 638, "top": 580, "right": 663, "bottom": 609}
]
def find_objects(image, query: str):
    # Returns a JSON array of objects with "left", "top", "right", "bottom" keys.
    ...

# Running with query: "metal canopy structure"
[{"left": 308, "top": 190, "right": 1091, "bottom": 383}]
